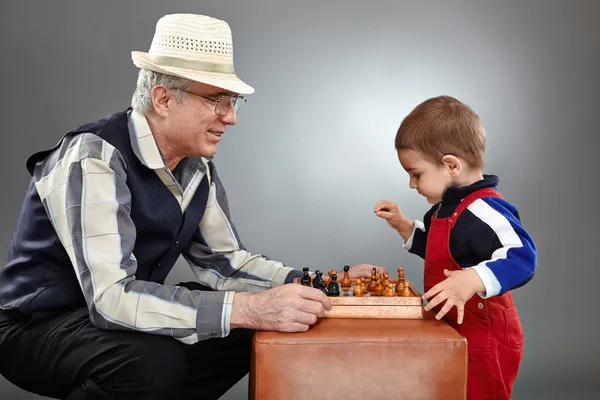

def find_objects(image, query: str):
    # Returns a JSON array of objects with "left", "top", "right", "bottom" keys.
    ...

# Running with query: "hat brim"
[{"left": 131, "top": 51, "right": 255, "bottom": 95}]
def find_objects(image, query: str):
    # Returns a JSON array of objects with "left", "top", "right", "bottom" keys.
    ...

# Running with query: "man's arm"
[
  {"left": 34, "top": 134, "right": 232, "bottom": 344},
  {"left": 182, "top": 163, "right": 302, "bottom": 292}
]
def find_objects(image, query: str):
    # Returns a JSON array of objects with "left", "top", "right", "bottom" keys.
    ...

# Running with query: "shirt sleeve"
[
  {"left": 32, "top": 133, "right": 232, "bottom": 344},
  {"left": 183, "top": 162, "right": 302, "bottom": 295},
  {"left": 403, "top": 207, "right": 434, "bottom": 259},
  {"left": 465, "top": 197, "right": 537, "bottom": 298}
]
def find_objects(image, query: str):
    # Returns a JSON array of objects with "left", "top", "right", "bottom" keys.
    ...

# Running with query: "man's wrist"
[{"left": 230, "top": 292, "right": 253, "bottom": 329}]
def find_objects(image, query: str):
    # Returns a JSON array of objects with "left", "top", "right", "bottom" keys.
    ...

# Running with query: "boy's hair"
[{"left": 395, "top": 96, "right": 486, "bottom": 168}]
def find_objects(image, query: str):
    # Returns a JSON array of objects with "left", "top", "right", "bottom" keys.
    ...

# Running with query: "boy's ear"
[{"left": 441, "top": 155, "right": 462, "bottom": 176}]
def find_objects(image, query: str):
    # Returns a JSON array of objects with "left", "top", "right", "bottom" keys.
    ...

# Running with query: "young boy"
[{"left": 374, "top": 96, "right": 536, "bottom": 400}]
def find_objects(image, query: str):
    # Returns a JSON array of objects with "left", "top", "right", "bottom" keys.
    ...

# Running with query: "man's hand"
[
  {"left": 346, "top": 264, "right": 386, "bottom": 280},
  {"left": 422, "top": 269, "right": 486, "bottom": 324},
  {"left": 374, "top": 200, "right": 414, "bottom": 240},
  {"left": 230, "top": 284, "right": 332, "bottom": 332}
]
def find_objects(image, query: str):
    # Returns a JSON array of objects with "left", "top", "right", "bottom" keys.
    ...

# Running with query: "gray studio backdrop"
[{"left": 1, "top": 1, "right": 598, "bottom": 399}]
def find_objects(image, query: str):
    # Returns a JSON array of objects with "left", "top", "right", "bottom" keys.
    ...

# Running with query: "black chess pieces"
[
  {"left": 327, "top": 273, "right": 341, "bottom": 296},
  {"left": 312, "top": 270, "right": 328, "bottom": 294},
  {"left": 300, "top": 267, "right": 312, "bottom": 286}
]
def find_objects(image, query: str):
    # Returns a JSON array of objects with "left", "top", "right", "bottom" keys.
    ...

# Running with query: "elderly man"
[{"left": 0, "top": 13, "right": 381, "bottom": 400}]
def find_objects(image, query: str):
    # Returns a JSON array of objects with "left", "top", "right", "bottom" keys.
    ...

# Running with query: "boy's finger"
[
  {"left": 456, "top": 303, "right": 465, "bottom": 324},
  {"left": 422, "top": 283, "right": 443, "bottom": 300},
  {"left": 374, "top": 211, "right": 394, "bottom": 220},
  {"left": 374, "top": 200, "right": 395, "bottom": 212},
  {"left": 423, "top": 291, "right": 448, "bottom": 311},
  {"left": 435, "top": 300, "right": 455, "bottom": 320}
]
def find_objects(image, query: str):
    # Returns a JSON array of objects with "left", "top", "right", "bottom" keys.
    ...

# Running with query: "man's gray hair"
[{"left": 131, "top": 69, "right": 192, "bottom": 114}]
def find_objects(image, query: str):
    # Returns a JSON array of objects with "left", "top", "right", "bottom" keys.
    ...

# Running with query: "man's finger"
[
  {"left": 281, "top": 322, "right": 310, "bottom": 333},
  {"left": 297, "top": 285, "right": 332, "bottom": 310},
  {"left": 293, "top": 311, "right": 319, "bottom": 325},
  {"left": 296, "top": 298, "right": 326, "bottom": 317},
  {"left": 423, "top": 291, "right": 448, "bottom": 311},
  {"left": 435, "top": 300, "right": 455, "bottom": 321}
]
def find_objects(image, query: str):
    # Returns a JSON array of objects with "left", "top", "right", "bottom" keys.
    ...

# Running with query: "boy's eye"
[{"left": 412, "top": 174, "right": 420, "bottom": 180}]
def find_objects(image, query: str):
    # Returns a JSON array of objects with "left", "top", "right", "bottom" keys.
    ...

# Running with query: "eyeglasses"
[{"left": 179, "top": 89, "right": 246, "bottom": 116}]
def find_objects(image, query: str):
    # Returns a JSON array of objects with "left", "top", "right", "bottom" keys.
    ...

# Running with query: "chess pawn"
[
  {"left": 300, "top": 267, "right": 312, "bottom": 286},
  {"left": 327, "top": 273, "right": 341, "bottom": 296},
  {"left": 401, "top": 280, "right": 413, "bottom": 297},
  {"left": 361, "top": 279, "right": 368, "bottom": 293},
  {"left": 395, "top": 267, "right": 405, "bottom": 293},
  {"left": 367, "top": 270, "right": 378, "bottom": 292},
  {"left": 383, "top": 283, "right": 396, "bottom": 297},
  {"left": 374, "top": 279, "right": 385, "bottom": 296},
  {"left": 395, "top": 280, "right": 405, "bottom": 295},
  {"left": 340, "top": 265, "right": 352, "bottom": 288},
  {"left": 353, "top": 279, "right": 365, "bottom": 297}
]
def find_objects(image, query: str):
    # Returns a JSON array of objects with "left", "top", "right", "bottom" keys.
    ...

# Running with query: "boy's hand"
[
  {"left": 374, "top": 200, "right": 414, "bottom": 240},
  {"left": 422, "top": 269, "right": 486, "bottom": 324}
]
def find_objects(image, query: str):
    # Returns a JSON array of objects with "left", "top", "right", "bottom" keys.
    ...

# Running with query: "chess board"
[{"left": 294, "top": 270, "right": 424, "bottom": 319}]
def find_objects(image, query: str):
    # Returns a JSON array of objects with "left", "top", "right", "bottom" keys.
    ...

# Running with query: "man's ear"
[
  {"left": 150, "top": 85, "right": 171, "bottom": 117},
  {"left": 441, "top": 155, "right": 462, "bottom": 177}
]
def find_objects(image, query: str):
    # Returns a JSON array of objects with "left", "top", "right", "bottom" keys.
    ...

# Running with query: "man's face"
[{"left": 166, "top": 82, "right": 238, "bottom": 159}]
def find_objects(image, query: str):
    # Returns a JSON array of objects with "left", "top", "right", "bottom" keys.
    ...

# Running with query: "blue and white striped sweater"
[{"left": 406, "top": 175, "right": 536, "bottom": 297}]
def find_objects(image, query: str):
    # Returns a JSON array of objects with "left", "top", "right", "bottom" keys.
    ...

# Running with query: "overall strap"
[{"left": 449, "top": 188, "right": 503, "bottom": 229}]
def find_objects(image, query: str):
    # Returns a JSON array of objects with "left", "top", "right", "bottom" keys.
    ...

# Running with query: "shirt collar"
[
  {"left": 442, "top": 174, "right": 500, "bottom": 204},
  {"left": 127, "top": 108, "right": 207, "bottom": 172}
]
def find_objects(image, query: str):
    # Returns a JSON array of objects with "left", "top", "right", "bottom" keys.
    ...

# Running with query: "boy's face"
[{"left": 398, "top": 149, "right": 453, "bottom": 204}]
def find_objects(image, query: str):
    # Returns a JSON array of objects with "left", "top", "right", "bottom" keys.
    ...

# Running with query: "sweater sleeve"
[{"left": 465, "top": 197, "right": 537, "bottom": 297}]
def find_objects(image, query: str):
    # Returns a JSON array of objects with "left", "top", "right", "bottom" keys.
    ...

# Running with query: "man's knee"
[{"left": 84, "top": 335, "right": 188, "bottom": 400}]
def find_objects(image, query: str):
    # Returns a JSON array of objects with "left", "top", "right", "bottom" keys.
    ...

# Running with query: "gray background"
[{"left": 1, "top": 0, "right": 598, "bottom": 399}]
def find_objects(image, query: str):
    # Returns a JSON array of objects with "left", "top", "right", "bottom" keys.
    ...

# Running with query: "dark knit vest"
[{"left": 0, "top": 109, "right": 209, "bottom": 313}]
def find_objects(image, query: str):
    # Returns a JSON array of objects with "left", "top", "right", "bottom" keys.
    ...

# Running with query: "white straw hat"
[{"left": 132, "top": 14, "right": 254, "bottom": 95}]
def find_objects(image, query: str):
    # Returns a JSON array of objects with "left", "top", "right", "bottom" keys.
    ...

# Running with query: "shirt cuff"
[
  {"left": 469, "top": 265, "right": 502, "bottom": 299},
  {"left": 195, "top": 290, "right": 235, "bottom": 340},
  {"left": 283, "top": 268, "right": 304, "bottom": 284},
  {"left": 403, "top": 220, "right": 425, "bottom": 251}
]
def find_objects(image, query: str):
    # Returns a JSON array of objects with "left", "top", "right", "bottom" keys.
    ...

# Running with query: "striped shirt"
[{"left": 27, "top": 109, "right": 300, "bottom": 344}]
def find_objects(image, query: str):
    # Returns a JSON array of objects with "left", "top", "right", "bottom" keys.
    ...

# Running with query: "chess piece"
[
  {"left": 340, "top": 265, "right": 352, "bottom": 288},
  {"left": 312, "top": 270, "right": 327, "bottom": 293},
  {"left": 353, "top": 279, "right": 365, "bottom": 297},
  {"left": 395, "top": 280, "right": 405, "bottom": 295},
  {"left": 383, "top": 283, "right": 396, "bottom": 297},
  {"left": 327, "top": 273, "right": 341, "bottom": 296},
  {"left": 395, "top": 267, "right": 405, "bottom": 293},
  {"left": 367, "top": 269, "right": 378, "bottom": 292},
  {"left": 401, "top": 280, "right": 413, "bottom": 297},
  {"left": 360, "top": 279, "right": 368, "bottom": 293},
  {"left": 300, "top": 267, "right": 312, "bottom": 286},
  {"left": 374, "top": 279, "right": 385, "bottom": 296}
]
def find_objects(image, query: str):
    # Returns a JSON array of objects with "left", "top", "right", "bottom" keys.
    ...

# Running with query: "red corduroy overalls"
[{"left": 424, "top": 188, "right": 524, "bottom": 399}]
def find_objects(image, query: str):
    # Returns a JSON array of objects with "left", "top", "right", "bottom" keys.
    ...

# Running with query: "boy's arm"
[
  {"left": 403, "top": 208, "right": 434, "bottom": 259},
  {"left": 465, "top": 197, "right": 537, "bottom": 298}
]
